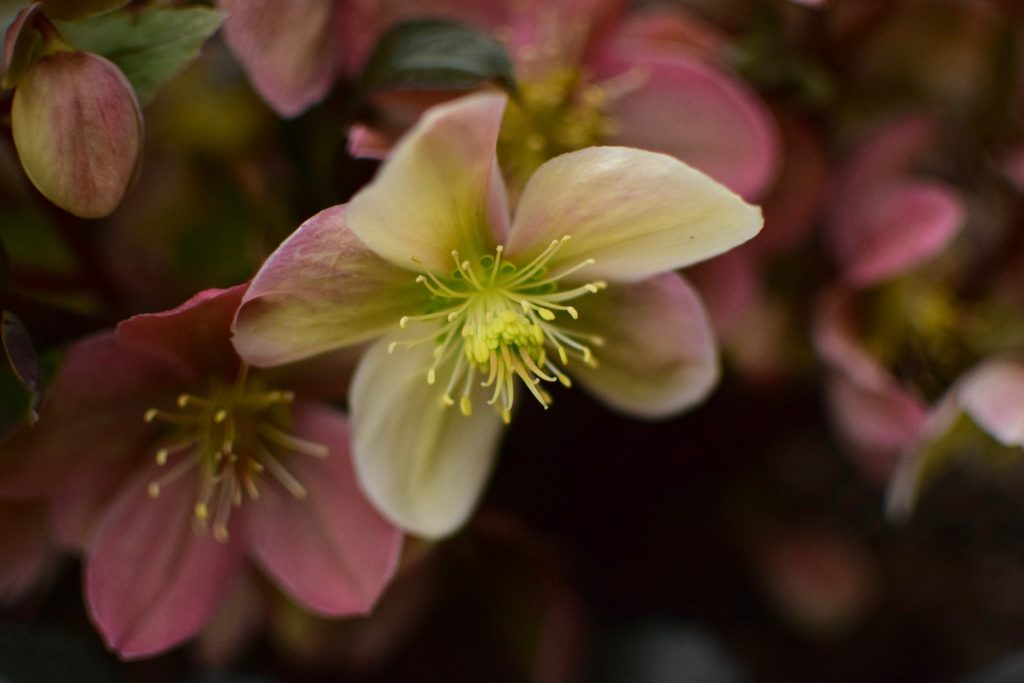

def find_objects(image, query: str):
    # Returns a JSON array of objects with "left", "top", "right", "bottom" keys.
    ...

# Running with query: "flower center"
[
  {"left": 143, "top": 367, "right": 327, "bottom": 542},
  {"left": 393, "top": 236, "right": 606, "bottom": 423},
  {"left": 497, "top": 66, "right": 617, "bottom": 193}
]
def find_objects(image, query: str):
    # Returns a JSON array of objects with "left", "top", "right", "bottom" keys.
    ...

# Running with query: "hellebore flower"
[
  {"left": 233, "top": 92, "right": 763, "bottom": 538},
  {"left": 219, "top": 0, "right": 778, "bottom": 200},
  {"left": 0, "top": 285, "right": 401, "bottom": 659}
]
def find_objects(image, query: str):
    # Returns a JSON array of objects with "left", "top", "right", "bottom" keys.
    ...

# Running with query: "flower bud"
[{"left": 12, "top": 49, "right": 143, "bottom": 218}]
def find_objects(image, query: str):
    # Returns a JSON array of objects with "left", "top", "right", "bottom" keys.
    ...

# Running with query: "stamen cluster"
[
  {"left": 143, "top": 368, "right": 327, "bottom": 542},
  {"left": 393, "top": 236, "right": 606, "bottom": 422}
]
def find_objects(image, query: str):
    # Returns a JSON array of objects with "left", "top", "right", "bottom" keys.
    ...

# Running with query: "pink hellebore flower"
[
  {"left": 233, "top": 92, "right": 763, "bottom": 539},
  {"left": 220, "top": 0, "right": 779, "bottom": 200},
  {"left": 813, "top": 116, "right": 965, "bottom": 480},
  {"left": 0, "top": 285, "right": 401, "bottom": 659}
]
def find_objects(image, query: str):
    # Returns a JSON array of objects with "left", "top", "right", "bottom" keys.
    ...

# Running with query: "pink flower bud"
[{"left": 12, "top": 49, "right": 143, "bottom": 218}]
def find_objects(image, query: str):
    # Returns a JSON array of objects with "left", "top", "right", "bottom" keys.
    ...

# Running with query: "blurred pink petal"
[
  {"left": 826, "top": 375, "right": 927, "bottom": 481},
  {"left": 247, "top": 404, "right": 402, "bottom": 616},
  {"left": 957, "top": 359, "right": 1024, "bottom": 447},
  {"left": 686, "top": 247, "right": 758, "bottom": 335},
  {"left": 597, "top": 50, "right": 780, "bottom": 199},
  {"left": 219, "top": 0, "right": 346, "bottom": 117},
  {"left": 86, "top": 466, "right": 246, "bottom": 659},
  {"left": 828, "top": 116, "right": 965, "bottom": 284},
  {"left": 0, "top": 502, "right": 51, "bottom": 603},
  {"left": 833, "top": 181, "right": 963, "bottom": 286},
  {"left": 612, "top": 7, "right": 728, "bottom": 61}
]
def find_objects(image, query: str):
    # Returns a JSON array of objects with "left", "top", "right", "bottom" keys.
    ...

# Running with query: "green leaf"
[
  {"left": 55, "top": 5, "right": 224, "bottom": 104},
  {"left": 40, "top": 0, "right": 130, "bottom": 21},
  {"left": 356, "top": 19, "right": 518, "bottom": 99}
]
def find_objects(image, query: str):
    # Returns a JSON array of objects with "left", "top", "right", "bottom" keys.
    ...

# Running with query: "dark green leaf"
[
  {"left": 356, "top": 19, "right": 518, "bottom": 99},
  {"left": 1, "top": 311, "right": 39, "bottom": 423},
  {"left": 55, "top": 5, "right": 224, "bottom": 103},
  {"left": 40, "top": 0, "right": 129, "bottom": 21}
]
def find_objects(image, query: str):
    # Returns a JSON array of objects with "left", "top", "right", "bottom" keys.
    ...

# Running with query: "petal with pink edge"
[
  {"left": 570, "top": 273, "right": 718, "bottom": 418},
  {"left": 350, "top": 338, "right": 505, "bottom": 539},
  {"left": 831, "top": 181, "right": 964, "bottom": 286},
  {"left": 346, "top": 92, "right": 508, "bottom": 273},
  {"left": 247, "top": 404, "right": 401, "bottom": 615},
  {"left": 85, "top": 467, "right": 245, "bottom": 659},
  {"left": 596, "top": 50, "right": 780, "bottom": 199},
  {"left": 957, "top": 359, "right": 1024, "bottom": 447},
  {"left": 506, "top": 146, "right": 762, "bottom": 283},
  {"left": 233, "top": 205, "right": 428, "bottom": 367},
  {"left": 219, "top": 0, "right": 344, "bottom": 117}
]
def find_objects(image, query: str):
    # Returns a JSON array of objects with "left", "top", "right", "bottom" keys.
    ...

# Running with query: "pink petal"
[
  {"left": 571, "top": 272, "right": 719, "bottom": 418},
  {"left": 685, "top": 247, "right": 759, "bottom": 335},
  {"left": 0, "top": 332, "right": 180, "bottom": 499},
  {"left": 232, "top": 205, "right": 428, "bottom": 367},
  {"left": 610, "top": 7, "right": 729, "bottom": 61},
  {"left": 831, "top": 181, "right": 964, "bottom": 286},
  {"left": 596, "top": 50, "right": 780, "bottom": 199},
  {"left": 85, "top": 466, "right": 245, "bottom": 659},
  {"left": 246, "top": 404, "right": 402, "bottom": 616},
  {"left": 219, "top": 0, "right": 346, "bottom": 117},
  {"left": 826, "top": 375, "right": 927, "bottom": 482},
  {"left": 117, "top": 285, "right": 246, "bottom": 381},
  {"left": 0, "top": 502, "right": 51, "bottom": 603},
  {"left": 957, "top": 359, "right": 1024, "bottom": 447}
]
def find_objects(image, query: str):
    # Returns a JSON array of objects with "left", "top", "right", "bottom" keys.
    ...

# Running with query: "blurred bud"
[
  {"left": 38, "top": 0, "right": 130, "bottom": 21},
  {"left": 12, "top": 48, "right": 143, "bottom": 218}
]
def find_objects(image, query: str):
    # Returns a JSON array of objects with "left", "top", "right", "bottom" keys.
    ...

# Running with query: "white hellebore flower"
[{"left": 232, "top": 92, "right": 763, "bottom": 538}]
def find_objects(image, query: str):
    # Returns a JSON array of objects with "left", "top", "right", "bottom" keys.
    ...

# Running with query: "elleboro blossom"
[
  {"left": 0, "top": 286, "right": 401, "bottom": 658},
  {"left": 233, "top": 92, "right": 763, "bottom": 538}
]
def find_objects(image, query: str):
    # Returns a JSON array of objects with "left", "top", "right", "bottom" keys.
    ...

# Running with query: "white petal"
[
  {"left": 349, "top": 337, "right": 505, "bottom": 539},
  {"left": 506, "top": 146, "right": 763, "bottom": 283}
]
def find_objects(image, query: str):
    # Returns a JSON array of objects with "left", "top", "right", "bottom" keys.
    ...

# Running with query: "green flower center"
[
  {"left": 143, "top": 368, "right": 326, "bottom": 542},
  {"left": 497, "top": 66, "right": 617, "bottom": 193},
  {"left": 395, "top": 236, "right": 606, "bottom": 422}
]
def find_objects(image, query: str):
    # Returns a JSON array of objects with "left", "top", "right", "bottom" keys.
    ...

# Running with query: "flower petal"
[
  {"left": 117, "top": 285, "right": 246, "bottom": 380},
  {"left": 233, "top": 205, "right": 428, "bottom": 367},
  {"left": 85, "top": 467, "right": 245, "bottom": 659},
  {"left": 506, "top": 146, "right": 763, "bottom": 283},
  {"left": 957, "top": 359, "right": 1024, "bottom": 448},
  {"left": 0, "top": 332, "right": 179, "bottom": 499},
  {"left": 831, "top": 181, "right": 964, "bottom": 286},
  {"left": 219, "top": 0, "right": 344, "bottom": 117},
  {"left": 350, "top": 338, "right": 505, "bottom": 539},
  {"left": 569, "top": 273, "right": 718, "bottom": 418},
  {"left": 346, "top": 92, "right": 508, "bottom": 273},
  {"left": 597, "top": 50, "right": 780, "bottom": 200},
  {"left": 246, "top": 404, "right": 402, "bottom": 616}
]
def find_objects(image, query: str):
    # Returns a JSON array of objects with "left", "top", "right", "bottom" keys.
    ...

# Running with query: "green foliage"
[
  {"left": 356, "top": 19, "right": 518, "bottom": 99},
  {"left": 55, "top": 5, "right": 224, "bottom": 104}
]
